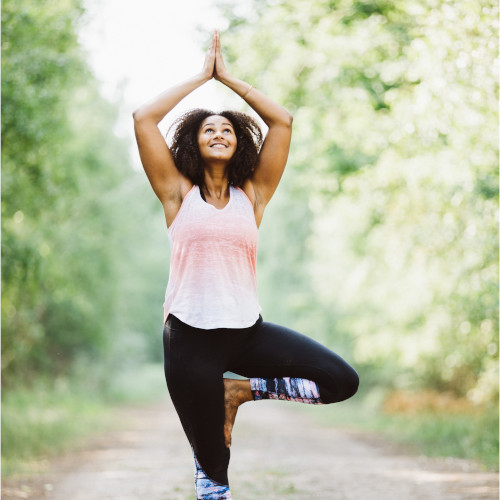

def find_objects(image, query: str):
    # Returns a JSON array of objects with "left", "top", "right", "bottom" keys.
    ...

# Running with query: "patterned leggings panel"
[
  {"left": 250, "top": 376, "right": 323, "bottom": 403},
  {"left": 193, "top": 451, "right": 231, "bottom": 499}
]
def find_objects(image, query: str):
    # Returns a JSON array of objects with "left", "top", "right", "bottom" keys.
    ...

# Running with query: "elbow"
[
  {"left": 132, "top": 105, "right": 154, "bottom": 123},
  {"left": 280, "top": 110, "right": 293, "bottom": 128},
  {"left": 272, "top": 111, "right": 293, "bottom": 129},
  {"left": 133, "top": 107, "right": 160, "bottom": 126},
  {"left": 132, "top": 107, "right": 144, "bottom": 122}
]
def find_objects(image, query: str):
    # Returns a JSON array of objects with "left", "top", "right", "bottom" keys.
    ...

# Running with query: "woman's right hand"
[{"left": 200, "top": 30, "right": 216, "bottom": 82}]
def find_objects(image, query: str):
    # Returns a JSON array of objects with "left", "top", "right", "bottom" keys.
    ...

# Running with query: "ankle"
[{"left": 237, "top": 379, "right": 253, "bottom": 403}]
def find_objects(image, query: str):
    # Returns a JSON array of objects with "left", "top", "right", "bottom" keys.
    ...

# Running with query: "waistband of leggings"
[{"left": 165, "top": 313, "right": 263, "bottom": 334}]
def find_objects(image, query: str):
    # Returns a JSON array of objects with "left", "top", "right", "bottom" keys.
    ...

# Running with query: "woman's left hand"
[{"left": 214, "top": 30, "right": 230, "bottom": 82}]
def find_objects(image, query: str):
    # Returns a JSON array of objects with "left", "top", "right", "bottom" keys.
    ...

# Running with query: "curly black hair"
[{"left": 167, "top": 109, "right": 263, "bottom": 187}]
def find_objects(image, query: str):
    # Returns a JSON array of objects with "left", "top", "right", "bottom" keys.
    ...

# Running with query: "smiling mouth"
[{"left": 210, "top": 143, "right": 227, "bottom": 148}]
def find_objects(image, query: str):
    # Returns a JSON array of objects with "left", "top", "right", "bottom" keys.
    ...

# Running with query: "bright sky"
[{"left": 79, "top": 0, "right": 242, "bottom": 170}]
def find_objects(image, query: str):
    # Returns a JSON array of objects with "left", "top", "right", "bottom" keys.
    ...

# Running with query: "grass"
[
  {"left": 379, "top": 410, "right": 498, "bottom": 469},
  {"left": 298, "top": 387, "right": 499, "bottom": 471},
  {"left": 1, "top": 363, "right": 166, "bottom": 477}
]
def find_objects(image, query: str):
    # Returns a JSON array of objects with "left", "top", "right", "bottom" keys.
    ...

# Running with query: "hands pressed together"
[{"left": 201, "top": 30, "right": 230, "bottom": 83}]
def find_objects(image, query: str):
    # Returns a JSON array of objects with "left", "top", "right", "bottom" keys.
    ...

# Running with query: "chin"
[{"left": 211, "top": 151, "right": 235, "bottom": 160}]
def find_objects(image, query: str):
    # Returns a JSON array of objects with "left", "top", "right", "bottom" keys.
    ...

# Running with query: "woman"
[{"left": 133, "top": 30, "right": 359, "bottom": 499}]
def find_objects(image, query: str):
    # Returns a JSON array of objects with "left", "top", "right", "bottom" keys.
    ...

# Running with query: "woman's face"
[{"left": 197, "top": 115, "right": 237, "bottom": 164}]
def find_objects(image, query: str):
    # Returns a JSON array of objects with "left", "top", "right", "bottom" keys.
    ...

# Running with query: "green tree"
[{"left": 1, "top": 0, "right": 167, "bottom": 386}]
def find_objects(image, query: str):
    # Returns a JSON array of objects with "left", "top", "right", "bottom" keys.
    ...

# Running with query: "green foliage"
[
  {"left": 2, "top": 379, "right": 109, "bottom": 476},
  {"left": 386, "top": 409, "right": 499, "bottom": 470},
  {"left": 220, "top": 0, "right": 499, "bottom": 404},
  {"left": 1, "top": 0, "right": 167, "bottom": 386}
]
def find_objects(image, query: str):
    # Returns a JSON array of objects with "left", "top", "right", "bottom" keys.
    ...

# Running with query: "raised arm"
[
  {"left": 213, "top": 31, "right": 293, "bottom": 211},
  {"left": 132, "top": 32, "right": 216, "bottom": 207}
]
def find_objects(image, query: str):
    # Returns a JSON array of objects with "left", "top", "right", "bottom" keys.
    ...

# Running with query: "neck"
[{"left": 202, "top": 164, "right": 229, "bottom": 199}]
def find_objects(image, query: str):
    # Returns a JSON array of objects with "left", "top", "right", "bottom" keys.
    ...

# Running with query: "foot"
[{"left": 223, "top": 378, "right": 253, "bottom": 448}]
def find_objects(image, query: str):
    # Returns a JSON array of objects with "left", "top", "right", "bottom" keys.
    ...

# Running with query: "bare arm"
[
  {"left": 132, "top": 32, "right": 216, "bottom": 205},
  {"left": 214, "top": 31, "right": 293, "bottom": 210}
]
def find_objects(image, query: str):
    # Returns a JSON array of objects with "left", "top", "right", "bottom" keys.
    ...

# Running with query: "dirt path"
[{"left": 3, "top": 396, "right": 498, "bottom": 500}]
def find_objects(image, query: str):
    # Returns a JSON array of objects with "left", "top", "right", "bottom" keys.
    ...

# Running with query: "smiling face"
[{"left": 197, "top": 115, "right": 237, "bottom": 165}]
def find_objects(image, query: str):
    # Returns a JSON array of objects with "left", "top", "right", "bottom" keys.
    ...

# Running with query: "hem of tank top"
[
  {"left": 164, "top": 311, "right": 262, "bottom": 330},
  {"left": 167, "top": 184, "right": 197, "bottom": 233}
]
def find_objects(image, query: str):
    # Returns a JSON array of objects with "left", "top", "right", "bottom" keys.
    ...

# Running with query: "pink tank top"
[{"left": 163, "top": 185, "right": 261, "bottom": 329}]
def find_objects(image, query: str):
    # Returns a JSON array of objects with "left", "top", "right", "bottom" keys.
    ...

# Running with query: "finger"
[{"left": 208, "top": 30, "right": 215, "bottom": 51}]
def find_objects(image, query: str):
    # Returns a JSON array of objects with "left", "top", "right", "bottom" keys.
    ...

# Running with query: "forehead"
[{"left": 200, "top": 115, "right": 234, "bottom": 128}]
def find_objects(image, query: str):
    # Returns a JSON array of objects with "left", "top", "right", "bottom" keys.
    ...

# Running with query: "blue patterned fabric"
[
  {"left": 194, "top": 452, "right": 232, "bottom": 499},
  {"left": 250, "top": 377, "right": 323, "bottom": 404}
]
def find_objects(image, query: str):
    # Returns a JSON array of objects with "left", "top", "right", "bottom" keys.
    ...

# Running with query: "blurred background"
[{"left": 2, "top": 0, "right": 498, "bottom": 477}]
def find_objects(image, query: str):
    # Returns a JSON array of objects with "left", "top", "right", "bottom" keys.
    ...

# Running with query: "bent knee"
[
  {"left": 320, "top": 362, "right": 359, "bottom": 403},
  {"left": 340, "top": 365, "right": 359, "bottom": 401}
]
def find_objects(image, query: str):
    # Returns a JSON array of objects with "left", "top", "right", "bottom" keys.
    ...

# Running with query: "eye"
[
  {"left": 205, "top": 128, "right": 214, "bottom": 133},
  {"left": 224, "top": 128, "right": 232, "bottom": 134}
]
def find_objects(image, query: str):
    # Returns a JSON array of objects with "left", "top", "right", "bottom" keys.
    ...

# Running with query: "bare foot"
[{"left": 223, "top": 378, "right": 253, "bottom": 448}]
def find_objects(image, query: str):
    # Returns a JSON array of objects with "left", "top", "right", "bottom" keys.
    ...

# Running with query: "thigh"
[{"left": 229, "top": 320, "right": 359, "bottom": 403}]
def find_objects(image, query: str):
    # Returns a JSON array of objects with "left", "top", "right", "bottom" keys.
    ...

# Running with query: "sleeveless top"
[{"left": 163, "top": 185, "right": 261, "bottom": 329}]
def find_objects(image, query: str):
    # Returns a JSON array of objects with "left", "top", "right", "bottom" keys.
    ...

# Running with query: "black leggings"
[{"left": 163, "top": 314, "right": 359, "bottom": 485}]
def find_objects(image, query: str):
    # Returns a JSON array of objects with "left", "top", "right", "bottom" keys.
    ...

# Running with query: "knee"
[
  {"left": 340, "top": 365, "right": 359, "bottom": 401},
  {"left": 320, "top": 362, "right": 359, "bottom": 404}
]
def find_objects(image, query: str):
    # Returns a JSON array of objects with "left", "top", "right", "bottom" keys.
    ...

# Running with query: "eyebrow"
[{"left": 203, "top": 122, "right": 234, "bottom": 128}]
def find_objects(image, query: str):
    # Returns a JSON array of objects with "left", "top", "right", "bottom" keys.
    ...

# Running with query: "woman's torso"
[{"left": 163, "top": 184, "right": 261, "bottom": 329}]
